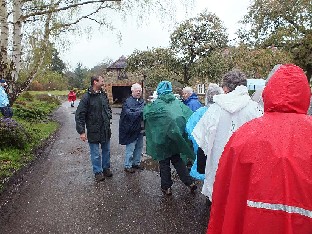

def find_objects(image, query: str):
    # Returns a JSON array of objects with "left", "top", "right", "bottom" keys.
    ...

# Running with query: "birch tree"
[{"left": 0, "top": 0, "right": 192, "bottom": 104}]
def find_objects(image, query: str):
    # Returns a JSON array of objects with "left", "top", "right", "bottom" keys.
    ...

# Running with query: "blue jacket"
[
  {"left": 119, "top": 96, "right": 144, "bottom": 145},
  {"left": 183, "top": 92, "right": 202, "bottom": 112},
  {"left": 0, "top": 86, "right": 9, "bottom": 107}
]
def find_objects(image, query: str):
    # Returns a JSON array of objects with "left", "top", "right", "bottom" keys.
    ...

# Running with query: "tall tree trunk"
[
  {"left": 183, "top": 64, "right": 189, "bottom": 84},
  {"left": 0, "top": 0, "right": 9, "bottom": 64},
  {"left": 10, "top": 12, "right": 52, "bottom": 103},
  {"left": 12, "top": 0, "right": 22, "bottom": 82}
]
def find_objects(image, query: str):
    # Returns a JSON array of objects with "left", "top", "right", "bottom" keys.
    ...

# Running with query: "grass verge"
[{"left": 0, "top": 91, "right": 61, "bottom": 192}]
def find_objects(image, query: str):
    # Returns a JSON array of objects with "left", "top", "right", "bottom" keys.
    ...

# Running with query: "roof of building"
[{"left": 107, "top": 55, "right": 127, "bottom": 70}]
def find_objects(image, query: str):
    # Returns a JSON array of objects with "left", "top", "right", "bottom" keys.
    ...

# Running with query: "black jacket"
[
  {"left": 119, "top": 96, "right": 144, "bottom": 145},
  {"left": 75, "top": 87, "right": 112, "bottom": 143}
]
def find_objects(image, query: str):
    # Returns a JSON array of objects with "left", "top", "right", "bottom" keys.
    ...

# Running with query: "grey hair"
[
  {"left": 205, "top": 83, "right": 222, "bottom": 106},
  {"left": 222, "top": 69, "right": 247, "bottom": 92},
  {"left": 131, "top": 83, "right": 142, "bottom": 91},
  {"left": 182, "top": 86, "right": 193, "bottom": 94},
  {"left": 266, "top": 64, "right": 282, "bottom": 84}
]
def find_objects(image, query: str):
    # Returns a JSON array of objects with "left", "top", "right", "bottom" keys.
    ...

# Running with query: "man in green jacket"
[
  {"left": 75, "top": 76, "right": 112, "bottom": 182},
  {"left": 143, "top": 81, "right": 197, "bottom": 195}
]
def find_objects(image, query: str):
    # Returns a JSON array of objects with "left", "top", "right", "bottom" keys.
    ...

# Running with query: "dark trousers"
[
  {"left": 159, "top": 154, "right": 192, "bottom": 190},
  {"left": 197, "top": 147, "right": 206, "bottom": 174}
]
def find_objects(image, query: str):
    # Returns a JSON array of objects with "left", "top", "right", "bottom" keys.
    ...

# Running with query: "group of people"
[{"left": 75, "top": 63, "right": 312, "bottom": 232}]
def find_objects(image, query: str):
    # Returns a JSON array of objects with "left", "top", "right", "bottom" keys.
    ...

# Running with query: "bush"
[
  {"left": 35, "top": 94, "right": 61, "bottom": 105},
  {"left": 13, "top": 104, "right": 48, "bottom": 120},
  {"left": 13, "top": 94, "right": 61, "bottom": 121},
  {"left": 75, "top": 89, "right": 87, "bottom": 98},
  {"left": 19, "top": 91, "right": 34, "bottom": 101},
  {"left": 0, "top": 118, "right": 29, "bottom": 149},
  {"left": 29, "top": 81, "right": 44, "bottom": 91},
  {"left": 248, "top": 90, "right": 256, "bottom": 96}
]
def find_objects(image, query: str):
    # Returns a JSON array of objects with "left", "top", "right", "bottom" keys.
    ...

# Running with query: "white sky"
[{"left": 60, "top": 0, "right": 251, "bottom": 70}]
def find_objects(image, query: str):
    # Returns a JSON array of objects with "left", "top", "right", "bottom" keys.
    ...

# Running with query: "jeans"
[
  {"left": 88, "top": 140, "right": 110, "bottom": 174},
  {"left": 159, "top": 154, "right": 193, "bottom": 190},
  {"left": 124, "top": 133, "right": 143, "bottom": 169}
]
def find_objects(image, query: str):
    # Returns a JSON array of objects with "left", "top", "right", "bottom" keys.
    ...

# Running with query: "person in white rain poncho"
[{"left": 192, "top": 70, "right": 263, "bottom": 203}]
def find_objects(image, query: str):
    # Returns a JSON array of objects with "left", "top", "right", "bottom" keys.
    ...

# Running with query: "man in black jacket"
[
  {"left": 75, "top": 76, "right": 112, "bottom": 182},
  {"left": 119, "top": 83, "right": 144, "bottom": 173}
]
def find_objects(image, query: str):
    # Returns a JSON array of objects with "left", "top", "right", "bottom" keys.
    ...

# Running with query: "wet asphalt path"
[{"left": 0, "top": 101, "right": 209, "bottom": 234}]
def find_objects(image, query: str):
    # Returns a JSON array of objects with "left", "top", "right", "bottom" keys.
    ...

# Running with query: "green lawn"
[{"left": 28, "top": 90, "right": 69, "bottom": 96}]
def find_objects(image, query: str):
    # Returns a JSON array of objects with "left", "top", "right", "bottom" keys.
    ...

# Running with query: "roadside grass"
[
  {"left": 28, "top": 90, "right": 69, "bottom": 96},
  {"left": 0, "top": 91, "right": 62, "bottom": 192}
]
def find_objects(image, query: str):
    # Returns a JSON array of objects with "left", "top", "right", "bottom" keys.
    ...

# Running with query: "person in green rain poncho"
[{"left": 143, "top": 81, "right": 197, "bottom": 196}]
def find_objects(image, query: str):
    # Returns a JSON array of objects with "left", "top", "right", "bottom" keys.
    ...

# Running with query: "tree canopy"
[
  {"left": 170, "top": 11, "right": 228, "bottom": 84},
  {"left": 238, "top": 0, "right": 312, "bottom": 80},
  {"left": 127, "top": 48, "right": 182, "bottom": 88},
  {"left": 0, "top": 0, "right": 193, "bottom": 103}
]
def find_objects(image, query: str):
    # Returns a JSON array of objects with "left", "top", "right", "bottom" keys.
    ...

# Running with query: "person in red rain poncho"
[
  {"left": 207, "top": 64, "right": 312, "bottom": 234},
  {"left": 68, "top": 90, "right": 77, "bottom": 107}
]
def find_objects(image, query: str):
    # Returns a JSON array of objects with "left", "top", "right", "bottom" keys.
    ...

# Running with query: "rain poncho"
[
  {"left": 192, "top": 85, "right": 263, "bottom": 200},
  {"left": 143, "top": 92, "right": 195, "bottom": 162},
  {"left": 207, "top": 64, "right": 312, "bottom": 233},
  {"left": 185, "top": 106, "right": 208, "bottom": 180},
  {"left": 0, "top": 86, "right": 9, "bottom": 107},
  {"left": 68, "top": 90, "right": 76, "bottom": 102}
]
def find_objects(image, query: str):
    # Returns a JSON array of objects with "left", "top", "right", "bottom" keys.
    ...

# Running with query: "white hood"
[{"left": 213, "top": 85, "right": 251, "bottom": 113}]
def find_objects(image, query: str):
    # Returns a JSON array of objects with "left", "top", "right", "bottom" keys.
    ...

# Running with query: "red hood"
[{"left": 263, "top": 64, "right": 311, "bottom": 114}]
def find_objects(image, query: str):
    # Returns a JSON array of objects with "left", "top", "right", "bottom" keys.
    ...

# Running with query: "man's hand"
[{"left": 80, "top": 133, "right": 87, "bottom": 142}]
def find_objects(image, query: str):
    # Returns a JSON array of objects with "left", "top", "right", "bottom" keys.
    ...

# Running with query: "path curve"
[{"left": 0, "top": 101, "right": 209, "bottom": 234}]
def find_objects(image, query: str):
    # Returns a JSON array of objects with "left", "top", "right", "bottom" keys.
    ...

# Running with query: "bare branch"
[
  {"left": 22, "top": 0, "right": 121, "bottom": 20},
  {"left": 50, "top": 3, "right": 116, "bottom": 30}
]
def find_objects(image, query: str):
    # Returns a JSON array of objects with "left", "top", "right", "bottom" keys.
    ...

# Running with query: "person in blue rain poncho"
[
  {"left": 0, "top": 79, "right": 13, "bottom": 118},
  {"left": 185, "top": 83, "right": 223, "bottom": 181}
]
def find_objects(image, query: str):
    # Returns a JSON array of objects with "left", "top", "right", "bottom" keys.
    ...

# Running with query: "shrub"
[
  {"left": 0, "top": 118, "right": 30, "bottom": 149},
  {"left": 35, "top": 94, "right": 61, "bottom": 105},
  {"left": 13, "top": 94, "right": 61, "bottom": 121},
  {"left": 19, "top": 91, "right": 34, "bottom": 101},
  {"left": 76, "top": 89, "right": 87, "bottom": 98},
  {"left": 29, "top": 81, "right": 44, "bottom": 91},
  {"left": 13, "top": 104, "right": 48, "bottom": 120}
]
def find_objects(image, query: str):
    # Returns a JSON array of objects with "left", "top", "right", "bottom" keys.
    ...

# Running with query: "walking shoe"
[
  {"left": 103, "top": 168, "right": 113, "bottom": 177},
  {"left": 132, "top": 164, "right": 144, "bottom": 170},
  {"left": 124, "top": 168, "right": 135, "bottom": 173},
  {"left": 94, "top": 172, "right": 105, "bottom": 182},
  {"left": 161, "top": 187, "right": 172, "bottom": 196},
  {"left": 189, "top": 183, "right": 198, "bottom": 193}
]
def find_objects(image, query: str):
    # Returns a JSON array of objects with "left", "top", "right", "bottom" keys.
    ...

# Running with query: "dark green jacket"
[
  {"left": 75, "top": 87, "right": 112, "bottom": 143},
  {"left": 143, "top": 93, "right": 195, "bottom": 162}
]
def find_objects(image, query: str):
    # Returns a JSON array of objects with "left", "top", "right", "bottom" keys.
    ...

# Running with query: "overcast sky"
[{"left": 60, "top": 0, "right": 251, "bottom": 70}]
